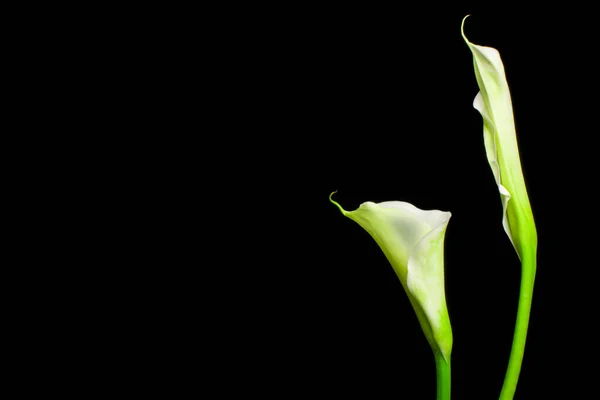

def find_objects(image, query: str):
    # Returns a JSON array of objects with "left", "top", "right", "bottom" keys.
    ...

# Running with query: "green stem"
[
  {"left": 435, "top": 350, "right": 451, "bottom": 400},
  {"left": 499, "top": 245, "right": 537, "bottom": 400}
]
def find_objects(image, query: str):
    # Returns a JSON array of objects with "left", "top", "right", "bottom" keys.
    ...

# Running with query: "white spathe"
[
  {"left": 462, "top": 16, "right": 536, "bottom": 260},
  {"left": 331, "top": 196, "right": 452, "bottom": 360}
]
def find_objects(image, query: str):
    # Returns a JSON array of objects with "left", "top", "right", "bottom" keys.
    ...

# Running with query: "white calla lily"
[
  {"left": 461, "top": 16, "right": 537, "bottom": 260},
  {"left": 330, "top": 194, "right": 452, "bottom": 361},
  {"left": 462, "top": 16, "right": 538, "bottom": 400}
]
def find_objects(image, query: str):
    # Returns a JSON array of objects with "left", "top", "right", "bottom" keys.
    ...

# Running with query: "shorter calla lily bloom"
[{"left": 330, "top": 193, "right": 452, "bottom": 361}]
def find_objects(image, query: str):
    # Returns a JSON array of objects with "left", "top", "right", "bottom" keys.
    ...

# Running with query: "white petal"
[
  {"left": 474, "top": 92, "right": 515, "bottom": 251},
  {"left": 346, "top": 201, "right": 433, "bottom": 280},
  {"left": 407, "top": 211, "right": 452, "bottom": 359},
  {"left": 462, "top": 17, "right": 530, "bottom": 258},
  {"left": 331, "top": 194, "right": 453, "bottom": 357}
]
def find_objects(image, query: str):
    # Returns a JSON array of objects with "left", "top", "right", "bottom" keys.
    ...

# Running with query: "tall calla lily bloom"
[
  {"left": 461, "top": 16, "right": 537, "bottom": 260},
  {"left": 462, "top": 16, "right": 538, "bottom": 400},
  {"left": 329, "top": 193, "right": 453, "bottom": 362}
]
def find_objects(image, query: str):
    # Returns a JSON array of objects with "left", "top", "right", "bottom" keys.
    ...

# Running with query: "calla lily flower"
[
  {"left": 461, "top": 16, "right": 537, "bottom": 260},
  {"left": 462, "top": 16, "right": 538, "bottom": 400},
  {"left": 329, "top": 193, "right": 452, "bottom": 361}
]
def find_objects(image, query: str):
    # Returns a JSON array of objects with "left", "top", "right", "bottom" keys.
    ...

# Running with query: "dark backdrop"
[
  {"left": 176, "top": 7, "right": 594, "bottom": 399},
  {"left": 23, "top": 4, "right": 596, "bottom": 399}
]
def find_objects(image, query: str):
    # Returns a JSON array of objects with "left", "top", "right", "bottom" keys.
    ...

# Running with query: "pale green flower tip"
[
  {"left": 329, "top": 191, "right": 349, "bottom": 215},
  {"left": 460, "top": 15, "right": 504, "bottom": 73},
  {"left": 460, "top": 14, "right": 471, "bottom": 43}
]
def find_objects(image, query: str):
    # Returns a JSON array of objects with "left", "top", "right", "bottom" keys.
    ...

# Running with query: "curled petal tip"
[
  {"left": 329, "top": 191, "right": 347, "bottom": 215},
  {"left": 461, "top": 14, "right": 471, "bottom": 40}
]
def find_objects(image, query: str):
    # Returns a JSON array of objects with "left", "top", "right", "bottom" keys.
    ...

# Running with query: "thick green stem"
[
  {"left": 435, "top": 350, "right": 451, "bottom": 400},
  {"left": 499, "top": 245, "right": 537, "bottom": 400}
]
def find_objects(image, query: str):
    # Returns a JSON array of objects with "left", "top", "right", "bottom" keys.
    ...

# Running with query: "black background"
[
  {"left": 15, "top": 4, "right": 597, "bottom": 399},
  {"left": 149, "top": 6, "right": 594, "bottom": 399}
]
